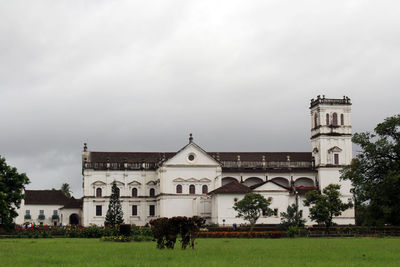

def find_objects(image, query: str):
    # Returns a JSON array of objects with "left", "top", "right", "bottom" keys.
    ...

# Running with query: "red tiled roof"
[
  {"left": 208, "top": 180, "right": 252, "bottom": 195},
  {"left": 25, "top": 190, "right": 69, "bottom": 205},
  {"left": 296, "top": 186, "right": 317, "bottom": 194}
]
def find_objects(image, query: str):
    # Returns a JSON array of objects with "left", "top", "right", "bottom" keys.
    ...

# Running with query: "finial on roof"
[
  {"left": 83, "top": 143, "right": 87, "bottom": 152},
  {"left": 189, "top": 133, "right": 193, "bottom": 143}
]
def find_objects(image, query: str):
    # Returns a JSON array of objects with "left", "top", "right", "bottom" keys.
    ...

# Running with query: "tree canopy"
[
  {"left": 341, "top": 114, "right": 400, "bottom": 225},
  {"left": 280, "top": 203, "right": 306, "bottom": 228},
  {"left": 233, "top": 193, "right": 273, "bottom": 231},
  {"left": 0, "top": 155, "right": 30, "bottom": 228},
  {"left": 60, "top": 183, "right": 72, "bottom": 198},
  {"left": 105, "top": 181, "right": 124, "bottom": 226},
  {"left": 304, "top": 184, "right": 353, "bottom": 229}
]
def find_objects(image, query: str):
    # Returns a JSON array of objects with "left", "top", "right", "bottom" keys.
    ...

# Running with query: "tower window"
[
  {"left": 176, "top": 184, "right": 182, "bottom": 194},
  {"left": 334, "top": 154, "right": 339, "bottom": 165},
  {"left": 132, "top": 188, "right": 138, "bottom": 197},
  {"left": 332, "top": 113, "right": 338, "bottom": 126},
  {"left": 149, "top": 205, "right": 155, "bottom": 216},
  {"left": 341, "top": 114, "right": 344, "bottom": 125},
  {"left": 96, "top": 188, "right": 102, "bottom": 197},
  {"left": 132, "top": 205, "right": 137, "bottom": 216},
  {"left": 96, "top": 205, "right": 102, "bottom": 216},
  {"left": 314, "top": 114, "right": 318, "bottom": 128},
  {"left": 202, "top": 185, "right": 208, "bottom": 194},
  {"left": 189, "top": 184, "right": 195, "bottom": 194},
  {"left": 149, "top": 188, "right": 155, "bottom": 197},
  {"left": 326, "top": 114, "right": 330, "bottom": 125}
]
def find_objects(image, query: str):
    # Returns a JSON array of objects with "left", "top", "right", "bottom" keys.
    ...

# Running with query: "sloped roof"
[
  {"left": 250, "top": 180, "right": 290, "bottom": 190},
  {"left": 61, "top": 197, "right": 83, "bottom": 209},
  {"left": 296, "top": 186, "right": 317, "bottom": 194},
  {"left": 208, "top": 180, "right": 252, "bottom": 195},
  {"left": 25, "top": 190, "right": 69, "bottom": 205}
]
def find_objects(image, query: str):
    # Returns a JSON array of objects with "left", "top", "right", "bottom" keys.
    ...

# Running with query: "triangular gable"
[
  {"left": 163, "top": 141, "right": 220, "bottom": 166},
  {"left": 173, "top": 178, "right": 186, "bottom": 182},
  {"left": 92, "top": 181, "right": 106, "bottom": 186},
  {"left": 128, "top": 180, "right": 142, "bottom": 186},
  {"left": 328, "top": 146, "right": 342, "bottom": 153},
  {"left": 186, "top": 177, "right": 198, "bottom": 182},
  {"left": 199, "top": 178, "right": 211, "bottom": 182},
  {"left": 252, "top": 180, "right": 289, "bottom": 191}
]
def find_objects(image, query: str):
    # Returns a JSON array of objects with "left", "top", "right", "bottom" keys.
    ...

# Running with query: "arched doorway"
[{"left": 69, "top": 213, "right": 79, "bottom": 225}]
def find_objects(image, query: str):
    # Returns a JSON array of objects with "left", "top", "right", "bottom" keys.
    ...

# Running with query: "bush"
[
  {"left": 286, "top": 226, "right": 300, "bottom": 238},
  {"left": 120, "top": 224, "right": 131, "bottom": 237}
]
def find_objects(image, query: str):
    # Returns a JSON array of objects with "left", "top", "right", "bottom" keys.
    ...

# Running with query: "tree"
[
  {"left": 60, "top": 183, "right": 72, "bottom": 198},
  {"left": 0, "top": 155, "right": 30, "bottom": 228},
  {"left": 280, "top": 204, "right": 306, "bottom": 228},
  {"left": 341, "top": 114, "right": 400, "bottom": 225},
  {"left": 105, "top": 181, "right": 124, "bottom": 226},
  {"left": 304, "top": 184, "right": 353, "bottom": 229},
  {"left": 233, "top": 193, "right": 273, "bottom": 231}
]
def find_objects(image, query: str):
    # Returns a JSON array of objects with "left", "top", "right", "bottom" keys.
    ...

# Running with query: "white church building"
[{"left": 16, "top": 96, "right": 355, "bottom": 226}]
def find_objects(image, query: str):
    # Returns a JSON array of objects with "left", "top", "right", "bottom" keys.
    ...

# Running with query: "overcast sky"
[{"left": 1, "top": 1, "right": 399, "bottom": 197}]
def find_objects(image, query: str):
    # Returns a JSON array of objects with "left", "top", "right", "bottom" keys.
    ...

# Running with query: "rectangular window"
[
  {"left": 53, "top": 210, "right": 58, "bottom": 215},
  {"left": 39, "top": 210, "right": 44, "bottom": 215},
  {"left": 96, "top": 205, "right": 102, "bottom": 216},
  {"left": 334, "top": 154, "right": 339, "bottom": 165},
  {"left": 273, "top": 209, "right": 278, "bottom": 216},
  {"left": 132, "top": 205, "right": 137, "bottom": 216},
  {"left": 149, "top": 205, "right": 155, "bottom": 216},
  {"left": 25, "top": 210, "right": 30, "bottom": 215}
]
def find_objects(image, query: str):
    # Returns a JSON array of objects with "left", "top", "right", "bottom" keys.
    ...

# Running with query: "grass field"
[{"left": 1, "top": 238, "right": 400, "bottom": 266}]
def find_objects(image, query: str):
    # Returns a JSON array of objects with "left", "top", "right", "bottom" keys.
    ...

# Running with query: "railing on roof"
[
  {"left": 83, "top": 162, "right": 158, "bottom": 170},
  {"left": 221, "top": 161, "right": 313, "bottom": 169},
  {"left": 310, "top": 96, "right": 351, "bottom": 108},
  {"left": 83, "top": 160, "right": 313, "bottom": 170}
]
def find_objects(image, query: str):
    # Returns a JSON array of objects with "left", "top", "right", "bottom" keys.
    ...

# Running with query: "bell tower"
[
  {"left": 310, "top": 95, "right": 352, "bottom": 168},
  {"left": 310, "top": 95, "right": 355, "bottom": 224}
]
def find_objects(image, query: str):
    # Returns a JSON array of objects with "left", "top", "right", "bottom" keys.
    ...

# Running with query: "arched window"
[
  {"left": 341, "top": 114, "right": 344, "bottom": 125},
  {"left": 314, "top": 113, "right": 318, "bottom": 128},
  {"left": 176, "top": 184, "right": 182, "bottom": 194},
  {"left": 96, "top": 188, "right": 102, "bottom": 197},
  {"left": 149, "top": 188, "right": 155, "bottom": 197},
  {"left": 326, "top": 114, "right": 330, "bottom": 125},
  {"left": 332, "top": 113, "right": 338, "bottom": 126},
  {"left": 115, "top": 187, "right": 120, "bottom": 197},
  {"left": 202, "top": 185, "right": 208, "bottom": 194},
  {"left": 189, "top": 185, "right": 195, "bottom": 194},
  {"left": 132, "top": 188, "right": 138, "bottom": 197}
]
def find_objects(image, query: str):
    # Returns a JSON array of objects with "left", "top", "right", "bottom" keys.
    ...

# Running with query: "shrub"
[
  {"left": 119, "top": 224, "right": 131, "bottom": 237},
  {"left": 286, "top": 226, "right": 300, "bottom": 238}
]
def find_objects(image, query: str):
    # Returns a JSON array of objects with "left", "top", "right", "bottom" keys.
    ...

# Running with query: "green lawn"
[{"left": 1, "top": 238, "right": 399, "bottom": 266}]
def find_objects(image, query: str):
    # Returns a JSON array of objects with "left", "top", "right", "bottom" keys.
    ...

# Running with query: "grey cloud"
[{"left": 1, "top": 1, "right": 399, "bottom": 197}]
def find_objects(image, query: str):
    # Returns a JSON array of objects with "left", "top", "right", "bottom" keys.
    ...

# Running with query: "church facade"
[{"left": 80, "top": 96, "right": 355, "bottom": 226}]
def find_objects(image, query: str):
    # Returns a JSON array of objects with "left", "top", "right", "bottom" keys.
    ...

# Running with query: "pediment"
[
  {"left": 173, "top": 178, "right": 186, "bottom": 182},
  {"left": 128, "top": 180, "right": 142, "bottom": 186},
  {"left": 199, "top": 178, "right": 211, "bottom": 182},
  {"left": 252, "top": 181, "right": 289, "bottom": 191},
  {"left": 328, "top": 146, "right": 342, "bottom": 153},
  {"left": 92, "top": 180, "right": 106, "bottom": 186},
  {"left": 163, "top": 142, "right": 220, "bottom": 167},
  {"left": 146, "top": 180, "right": 157, "bottom": 185},
  {"left": 186, "top": 177, "right": 198, "bottom": 182}
]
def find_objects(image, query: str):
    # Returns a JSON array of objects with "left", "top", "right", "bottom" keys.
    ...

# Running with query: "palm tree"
[{"left": 61, "top": 183, "right": 72, "bottom": 198}]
